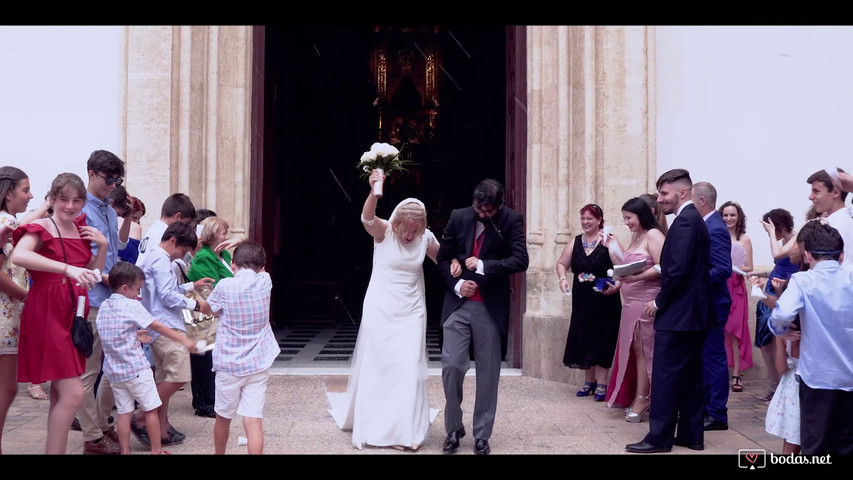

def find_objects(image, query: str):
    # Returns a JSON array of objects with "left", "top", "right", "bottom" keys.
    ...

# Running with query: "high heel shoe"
[
  {"left": 731, "top": 375, "right": 743, "bottom": 392},
  {"left": 576, "top": 380, "right": 597, "bottom": 397},
  {"left": 593, "top": 384, "right": 607, "bottom": 402},
  {"left": 625, "top": 394, "right": 650, "bottom": 423}
]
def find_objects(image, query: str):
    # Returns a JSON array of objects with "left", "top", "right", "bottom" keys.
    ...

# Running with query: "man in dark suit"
[
  {"left": 692, "top": 181, "right": 732, "bottom": 432},
  {"left": 626, "top": 168, "right": 714, "bottom": 453},
  {"left": 437, "top": 178, "right": 529, "bottom": 455}
]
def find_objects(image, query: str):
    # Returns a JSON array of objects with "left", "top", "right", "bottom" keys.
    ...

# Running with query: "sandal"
[
  {"left": 756, "top": 387, "right": 775, "bottom": 402},
  {"left": 731, "top": 375, "right": 743, "bottom": 392},
  {"left": 576, "top": 380, "right": 597, "bottom": 397},
  {"left": 27, "top": 383, "right": 49, "bottom": 400},
  {"left": 593, "top": 384, "right": 607, "bottom": 402}
]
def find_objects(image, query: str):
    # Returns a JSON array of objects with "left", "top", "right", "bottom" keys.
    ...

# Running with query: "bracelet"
[
  {"left": 360, "top": 214, "right": 376, "bottom": 226},
  {"left": 559, "top": 276, "right": 567, "bottom": 283}
]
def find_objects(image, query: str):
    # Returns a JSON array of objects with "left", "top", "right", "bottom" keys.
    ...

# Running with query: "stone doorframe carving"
[{"left": 123, "top": 25, "right": 253, "bottom": 237}]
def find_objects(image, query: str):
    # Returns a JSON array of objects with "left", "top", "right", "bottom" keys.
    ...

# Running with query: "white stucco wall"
[
  {"left": 657, "top": 25, "right": 853, "bottom": 269},
  {"left": 0, "top": 26, "right": 123, "bottom": 216}
]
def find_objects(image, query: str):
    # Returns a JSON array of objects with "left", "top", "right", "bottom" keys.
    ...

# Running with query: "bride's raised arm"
[{"left": 360, "top": 169, "right": 388, "bottom": 241}]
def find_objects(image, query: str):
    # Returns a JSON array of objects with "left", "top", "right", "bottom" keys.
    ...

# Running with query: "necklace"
[{"left": 582, "top": 236, "right": 598, "bottom": 250}]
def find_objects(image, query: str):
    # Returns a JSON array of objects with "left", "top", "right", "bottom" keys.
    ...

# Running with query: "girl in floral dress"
[
  {"left": 0, "top": 166, "right": 33, "bottom": 453},
  {"left": 765, "top": 328, "right": 801, "bottom": 454}
]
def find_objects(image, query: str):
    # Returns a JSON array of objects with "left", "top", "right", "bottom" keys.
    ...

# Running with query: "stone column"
[
  {"left": 124, "top": 26, "right": 253, "bottom": 237},
  {"left": 522, "top": 26, "right": 656, "bottom": 383}
]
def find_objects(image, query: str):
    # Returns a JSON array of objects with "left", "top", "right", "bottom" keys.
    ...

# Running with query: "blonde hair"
[
  {"left": 198, "top": 216, "right": 229, "bottom": 247},
  {"left": 390, "top": 202, "right": 426, "bottom": 238}
]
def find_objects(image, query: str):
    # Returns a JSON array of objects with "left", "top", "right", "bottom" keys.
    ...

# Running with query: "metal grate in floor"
[{"left": 275, "top": 321, "right": 442, "bottom": 367}]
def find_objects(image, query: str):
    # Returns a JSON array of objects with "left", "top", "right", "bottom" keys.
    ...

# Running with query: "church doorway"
[{"left": 250, "top": 25, "right": 526, "bottom": 366}]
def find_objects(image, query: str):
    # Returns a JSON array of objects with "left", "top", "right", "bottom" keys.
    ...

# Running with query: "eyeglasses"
[{"left": 96, "top": 173, "right": 123, "bottom": 187}]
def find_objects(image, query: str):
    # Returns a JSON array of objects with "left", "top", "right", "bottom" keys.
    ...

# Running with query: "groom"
[{"left": 437, "top": 178, "right": 529, "bottom": 455}]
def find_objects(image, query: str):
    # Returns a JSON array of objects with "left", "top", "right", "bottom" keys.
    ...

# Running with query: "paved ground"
[{"left": 1, "top": 369, "right": 783, "bottom": 456}]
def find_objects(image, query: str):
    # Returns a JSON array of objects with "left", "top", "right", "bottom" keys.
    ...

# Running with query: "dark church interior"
[{"left": 262, "top": 25, "right": 507, "bottom": 328}]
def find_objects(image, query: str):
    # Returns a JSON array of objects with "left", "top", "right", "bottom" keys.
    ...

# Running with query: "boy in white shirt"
[
  {"left": 96, "top": 260, "right": 197, "bottom": 454},
  {"left": 200, "top": 241, "right": 279, "bottom": 454}
]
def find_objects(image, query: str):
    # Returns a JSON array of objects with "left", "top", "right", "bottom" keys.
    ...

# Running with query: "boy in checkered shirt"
[
  {"left": 199, "top": 241, "right": 279, "bottom": 454},
  {"left": 96, "top": 261, "right": 197, "bottom": 454}
]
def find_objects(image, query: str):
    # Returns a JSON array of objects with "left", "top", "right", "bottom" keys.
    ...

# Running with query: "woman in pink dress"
[
  {"left": 604, "top": 197, "right": 665, "bottom": 423},
  {"left": 718, "top": 201, "right": 754, "bottom": 392},
  {"left": 11, "top": 173, "right": 106, "bottom": 454}
]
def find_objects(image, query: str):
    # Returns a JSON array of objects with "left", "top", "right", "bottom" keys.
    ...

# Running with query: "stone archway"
[{"left": 121, "top": 25, "right": 657, "bottom": 382}]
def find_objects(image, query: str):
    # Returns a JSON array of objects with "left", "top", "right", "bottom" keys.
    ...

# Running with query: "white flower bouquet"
[{"left": 357, "top": 142, "right": 409, "bottom": 197}]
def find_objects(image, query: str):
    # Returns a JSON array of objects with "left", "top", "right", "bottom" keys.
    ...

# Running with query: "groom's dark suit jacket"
[
  {"left": 437, "top": 205, "right": 529, "bottom": 355},
  {"left": 645, "top": 201, "right": 716, "bottom": 447},
  {"left": 654, "top": 202, "right": 715, "bottom": 331}
]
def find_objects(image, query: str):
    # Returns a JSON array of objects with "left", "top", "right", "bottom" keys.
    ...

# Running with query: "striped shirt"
[
  {"left": 208, "top": 269, "right": 279, "bottom": 376},
  {"left": 97, "top": 293, "right": 156, "bottom": 383}
]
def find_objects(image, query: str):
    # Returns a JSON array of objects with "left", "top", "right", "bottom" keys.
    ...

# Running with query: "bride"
[{"left": 328, "top": 169, "right": 455, "bottom": 451}]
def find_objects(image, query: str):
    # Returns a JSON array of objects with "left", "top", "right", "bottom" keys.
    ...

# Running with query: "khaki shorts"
[{"left": 151, "top": 329, "right": 191, "bottom": 384}]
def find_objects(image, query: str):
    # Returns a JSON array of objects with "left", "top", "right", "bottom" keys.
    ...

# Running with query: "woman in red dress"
[{"left": 11, "top": 173, "right": 106, "bottom": 454}]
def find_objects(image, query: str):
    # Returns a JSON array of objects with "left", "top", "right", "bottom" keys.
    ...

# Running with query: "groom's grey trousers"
[{"left": 442, "top": 300, "right": 502, "bottom": 440}]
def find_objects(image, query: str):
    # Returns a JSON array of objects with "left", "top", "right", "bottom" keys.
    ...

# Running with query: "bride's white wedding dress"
[{"left": 327, "top": 200, "right": 440, "bottom": 449}]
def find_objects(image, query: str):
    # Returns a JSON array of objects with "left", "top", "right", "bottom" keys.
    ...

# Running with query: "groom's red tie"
[{"left": 470, "top": 226, "right": 485, "bottom": 303}]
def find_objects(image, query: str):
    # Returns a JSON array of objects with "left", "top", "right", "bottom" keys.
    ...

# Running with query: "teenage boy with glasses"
[{"left": 77, "top": 149, "right": 133, "bottom": 455}]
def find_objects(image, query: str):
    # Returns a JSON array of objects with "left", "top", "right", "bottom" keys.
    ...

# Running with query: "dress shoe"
[
  {"left": 674, "top": 439, "right": 705, "bottom": 450},
  {"left": 474, "top": 438, "right": 490, "bottom": 455},
  {"left": 703, "top": 418, "right": 729, "bottom": 431},
  {"left": 625, "top": 441, "right": 671, "bottom": 453},
  {"left": 84, "top": 435, "right": 121, "bottom": 455},
  {"left": 442, "top": 428, "right": 466, "bottom": 454},
  {"left": 102, "top": 426, "right": 120, "bottom": 444}
]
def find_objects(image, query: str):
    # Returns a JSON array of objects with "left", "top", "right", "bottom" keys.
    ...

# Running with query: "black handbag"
[
  {"left": 50, "top": 218, "right": 94, "bottom": 358},
  {"left": 71, "top": 296, "right": 94, "bottom": 358}
]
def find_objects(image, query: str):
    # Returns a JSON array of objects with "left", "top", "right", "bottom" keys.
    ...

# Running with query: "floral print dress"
[{"left": 0, "top": 211, "right": 29, "bottom": 354}]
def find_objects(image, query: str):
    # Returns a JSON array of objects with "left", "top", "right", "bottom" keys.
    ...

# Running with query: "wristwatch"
[{"left": 193, "top": 301, "right": 201, "bottom": 312}]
